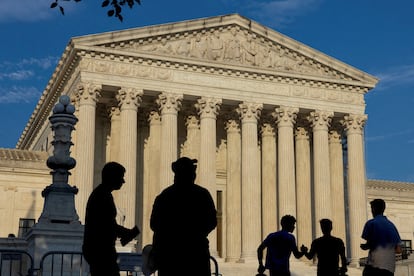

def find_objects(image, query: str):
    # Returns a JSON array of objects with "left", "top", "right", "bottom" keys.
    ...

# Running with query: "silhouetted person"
[
  {"left": 257, "top": 215, "right": 306, "bottom": 276},
  {"left": 361, "top": 198, "right": 401, "bottom": 276},
  {"left": 150, "top": 157, "right": 217, "bottom": 276},
  {"left": 302, "top": 219, "right": 347, "bottom": 276},
  {"left": 82, "top": 162, "right": 140, "bottom": 276}
]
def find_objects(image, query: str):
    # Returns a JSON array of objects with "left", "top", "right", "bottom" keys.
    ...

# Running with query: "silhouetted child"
[
  {"left": 302, "top": 218, "right": 347, "bottom": 276},
  {"left": 257, "top": 215, "right": 306, "bottom": 276}
]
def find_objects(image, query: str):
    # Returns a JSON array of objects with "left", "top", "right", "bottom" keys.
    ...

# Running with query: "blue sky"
[{"left": 0, "top": 0, "right": 413, "bottom": 182}]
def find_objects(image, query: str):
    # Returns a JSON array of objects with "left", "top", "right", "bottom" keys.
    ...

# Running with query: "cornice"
[
  {"left": 75, "top": 45, "right": 371, "bottom": 93},
  {"left": 17, "top": 42, "right": 80, "bottom": 149},
  {"left": 367, "top": 179, "right": 414, "bottom": 192},
  {"left": 71, "top": 14, "right": 378, "bottom": 87}
]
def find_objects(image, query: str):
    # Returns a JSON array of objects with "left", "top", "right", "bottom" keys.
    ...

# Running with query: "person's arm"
[
  {"left": 257, "top": 242, "right": 266, "bottom": 273},
  {"left": 292, "top": 245, "right": 306, "bottom": 258},
  {"left": 339, "top": 240, "right": 348, "bottom": 273},
  {"left": 303, "top": 242, "right": 314, "bottom": 260}
]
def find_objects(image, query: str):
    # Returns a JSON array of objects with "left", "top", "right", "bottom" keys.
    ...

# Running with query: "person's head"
[
  {"left": 172, "top": 157, "right": 197, "bottom": 185},
  {"left": 280, "top": 215, "right": 296, "bottom": 232},
  {"left": 370, "top": 198, "right": 386, "bottom": 217},
  {"left": 101, "top": 162, "right": 126, "bottom": 190},
  {"left": 319, "top": 219, "right": 333, "bottom": 235}
]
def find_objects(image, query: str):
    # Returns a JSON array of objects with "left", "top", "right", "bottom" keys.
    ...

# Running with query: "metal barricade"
[
  {"left": 0, "top": 249, "right": 34, "bottom": 276},
  {"left": 210, "top": 256, "right": 222, "bottom": 276},
  {"left": 39, "top": 251, "right": 145, "bottom": 276}
]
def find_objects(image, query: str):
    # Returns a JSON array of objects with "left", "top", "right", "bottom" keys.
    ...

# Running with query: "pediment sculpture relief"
[{"left": 113, "top": 26, "right": 354, "bottom": 81}]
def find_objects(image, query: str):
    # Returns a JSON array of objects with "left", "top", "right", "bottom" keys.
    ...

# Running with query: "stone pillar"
[
  {"left": 224, "top": 117, "right": 242, "bottom": 262},
  {"left": 329, "top": 124, "right": 346, "bottom": 243},
  {"left": 294, "top": 124, "right": 312, "bottom": 248},
  {"left": 108, "top": 105, "right": 121, "bottom": 163},
  {"left": 342, "top": 114, "right": 368, "bottom": 265},
  {"left": 237, "top": 102, "right": 262, "bottom": 261},
  {"left": 260, "top": 120, "right": 277, "bottom": 237},
  {"left": 116, "top": 87, "right": 143, "bottom": 228},
  {"left": 74, "top": 82, "right": 101, "bottom": 222},
  {"left": 196, "top": 97, "right": 222, "bottom": 197},
  {"left": 157, "top": 92, "right": 183, "bottom": 188},
  {"left": 274, "top": 106, "right": 298, "bottom": 219},
  {"left": 182, "top": 114, "right": 201, "bottom": 160},
  {"left": 142, "top": 110, "right": 162, "bottom": 245},
  {"left": 308, "top": 110, "right": 333, "bottom": 237},
  {"left": 196, "top": 97, "right": 221, "bottom": 255}
]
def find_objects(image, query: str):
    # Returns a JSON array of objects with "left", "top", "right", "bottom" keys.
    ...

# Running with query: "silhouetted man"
[
  {"left": 82, "top": 162, "right": 139, "bottom": 276},
  {"left": 150, "top": 157, "right": 217, "bottom": 276},
  {"left": 257, "top": 215, "right": 306, "bottom": 276},
  {"left": 361, "top": 198, "right": 401, "bottom": 276},
  {"left": 302, "top": 219, "right": 347, "bottom": 276}
]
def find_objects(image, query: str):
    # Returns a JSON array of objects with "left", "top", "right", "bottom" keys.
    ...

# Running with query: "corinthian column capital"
[
  {"left": 156, "top": 92, "right": 183, "bottom": 115},
  {"left": 341, "top": 114, "right": 367, "bottom": 135},
  {"left": 307, "top": 110, "right": 334, "bottom": 131},
  {"left": 116, "top": 87, "right": 143, "bottom": 111},
  {"left": 195, "top": 97, "right": 222, "bottom": 119},
  {"left": 237, "top": 102, "right": 263, "bottom": 123},
  {"left": 225, "top": 119, "right": 240, "bottom": 133},
  {"left": 75, "top": 82, "right": 102, "bottom": 106},
  {"left": 273, "top": 106, "right": 299, "bottom": 127}
]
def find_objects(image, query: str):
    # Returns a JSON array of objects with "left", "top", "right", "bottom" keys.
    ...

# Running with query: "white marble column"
[
  {"left": 116, "top": 87, "right": 143, "bottom": 228},
  {"left": 274, "top": 106, "right": 298, "bottom": 219},
  {"left": 196, "top": 97, "right": 221, "bottom": 197},
  {"left": 294, "top": 125, "right": 312, "bottom": 249},
  {"left": 182, "top": 114, "right": 200, "bottom": 160},
  {"left": 329, "top": 124, "right": 346, "bottom": 243},
  {"left": 260, "top": 120, "right": 277, "bottom": 237},
  {"left": 74, "top": 82, "right": 101, "bottom": 222},
  {"left": 342, "top": 114, "right": 368, "bottom": 265},
  {"left": 157, "top": 92, "right": 183, "bottom": 188},
  {"left": 308, "top": 110, "right": 333, "bottom": 237},
  {"left": 142, "top": 110, "right": 162, "bottom": 245},
  {"left": 108, "top": 105, "right": 121, "bottom": 163},
  {"left": 238, "top": 102, "right": 262, "bottom": 261},
  {"left": 224, "top": 117, "right": 242, "bottom": 262},
  {"left": 196, "top": 97, "right": 221, "bottom": 256}
]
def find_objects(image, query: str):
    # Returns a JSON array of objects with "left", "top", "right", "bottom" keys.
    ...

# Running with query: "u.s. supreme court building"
[{"left": 1, "top": 14, "right": 414, "bottom": 266}]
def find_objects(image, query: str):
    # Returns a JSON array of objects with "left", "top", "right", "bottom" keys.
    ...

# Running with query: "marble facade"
[{"left": 1, "top": 14, "right": 393, "bottom": 264}]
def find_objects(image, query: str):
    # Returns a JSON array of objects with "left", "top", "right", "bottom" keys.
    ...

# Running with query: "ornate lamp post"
[{"left": 37, "top": 95, "right": 81, "bottom": 225}]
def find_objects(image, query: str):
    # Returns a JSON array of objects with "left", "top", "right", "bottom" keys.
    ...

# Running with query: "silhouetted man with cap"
[
  {"left": 83, "top": 162, "right": 140, "bottom": 276},
  {"left": 150, "top": 157, "right": 217, "bottom": 276}
]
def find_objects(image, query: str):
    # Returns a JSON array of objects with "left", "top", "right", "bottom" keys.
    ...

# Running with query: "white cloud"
[
  {"left": 0, "top": 0, "right": 53, "bottom": 22},
  {"left": 375, "top": 64, "right": 414, "bottom": 90},
  {"left": 0, "top": 70, "right": 34, "bottom": 80},
  {"left": 244, "top": 0, "right": 323, "bottom": 28},
  {"left": 366, "top": 129, "right": 414, "bottom": 142},
  {"left": 0, "top": 86, "right": 41, "bottom": 104},
  {"left": 0, "top": 56, "right": 58, "bottom": 81}
]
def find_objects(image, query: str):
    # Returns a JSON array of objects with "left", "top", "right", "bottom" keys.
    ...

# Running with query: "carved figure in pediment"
[
  {"left": 241, "top": 34, "right": 258, "bottom": 66},
  {"left": 207, "top": 30, "right": 224, "bottom": 61},
  {"left": 176, "top": 38, "right": 191, "bottom": 57},
  {"left": 189, "top": 33, "right": 207, "bottom": 59},
  {"left": 224, "top": 27, "right": 241, "bottom": 62},
  {"left": 157, "top": 38, "right": 174, "bottom": 55}
]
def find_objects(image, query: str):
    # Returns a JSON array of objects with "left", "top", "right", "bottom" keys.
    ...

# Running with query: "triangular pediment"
[{"left": 71, "top": 14, "right": 377, "bottom": 87}]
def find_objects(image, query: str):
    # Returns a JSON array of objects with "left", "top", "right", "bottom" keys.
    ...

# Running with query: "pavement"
[{"left": 218, "top": 259, "right": 362, "bottom": 276}]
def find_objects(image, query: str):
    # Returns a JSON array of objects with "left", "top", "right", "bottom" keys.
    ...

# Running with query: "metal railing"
[
  {"left": 0, "top": 249, "right": 34, "bottom": 276},
  {"left": 39, "top": 251, "right": 89, "bottom": 276},
  {"left": 0, "top": 249, "right": 222, "bottom": 276}
]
